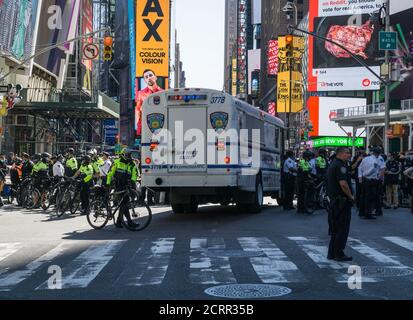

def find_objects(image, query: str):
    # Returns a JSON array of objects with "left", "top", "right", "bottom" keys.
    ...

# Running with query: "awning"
[{"left": 9, "top": 91, "right": 119, "bottom": 119}]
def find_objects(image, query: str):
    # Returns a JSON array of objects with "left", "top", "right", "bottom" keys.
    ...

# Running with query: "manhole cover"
[
  {"left": 206, "top": 250, "right": 264, "bottom": 258},
  {"left": 360, "top": 266, "right": 413, "bottom": 278},
  {"left": 204, "top": 284, "right": 292, "bottom": 299}
]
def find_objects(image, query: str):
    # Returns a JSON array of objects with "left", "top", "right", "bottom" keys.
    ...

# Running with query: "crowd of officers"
[
  {"left": 283, "top": 146, "right": 413, "bottom": 217},
  {"left": 0, "top": 149, "right": 149, "bottom": 228}
]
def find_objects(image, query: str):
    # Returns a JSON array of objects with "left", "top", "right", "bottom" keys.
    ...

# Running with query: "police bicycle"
[
  {"left": 55, "top": 178, "right": 81, "bottom": 217},
  {"left": 87, "top": 183, "right": 152, "bottom": 232}
]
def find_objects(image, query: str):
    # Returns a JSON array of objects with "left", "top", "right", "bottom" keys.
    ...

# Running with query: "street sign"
[
  {"left": 379, "top": 31, "right": 397, "bottom": 51},
  {"left": 83, "top": 43, "right": 99, "bottom": 60}
]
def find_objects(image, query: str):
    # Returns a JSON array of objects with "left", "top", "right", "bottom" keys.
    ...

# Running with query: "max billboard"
[
  {"left": 308, "top": 0, "right": 385, "bottom": 91},
  {"left": 135, "top": 0, "right": 170, "bottom": 83}
]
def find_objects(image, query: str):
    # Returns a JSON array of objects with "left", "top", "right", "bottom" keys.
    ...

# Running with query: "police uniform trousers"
[
  {"left": 375, "top": 180, "right": 384, "bottom": 214},
  {"left": 283, "top": 174, "right": 296, "bottom": 209},
  {"left": 297, "top": 173, "right": 310, "bottom": 212},
  {"left": 361, "top": 178, "right": 378, "bottom": 217},
  {"left": 80, "top": 180, "right": 92, "bottom": 212},
  {"left": 328, "top": 198, "right": 352, "bottom": 258}
]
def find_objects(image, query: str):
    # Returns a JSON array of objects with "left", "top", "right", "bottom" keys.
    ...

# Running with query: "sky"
[{"left": 175, "top": 0, "right": 225, "bottom": 90}]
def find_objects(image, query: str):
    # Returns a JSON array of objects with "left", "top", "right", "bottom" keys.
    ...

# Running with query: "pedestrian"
[
  {"left": 358, "top": 147, "right": 383, "bottom": 220},
  {"left": 326, "top": 147, "right": 354, "bottom": 262},
  {"left": 384, "top": 153, "right": 401, "bottom": 209},
  {"left": 0, "top": 154, "right": 7, "bottom": 207},
  {"left": 282, "top": 150, "right": 297, "bottom": 211}
]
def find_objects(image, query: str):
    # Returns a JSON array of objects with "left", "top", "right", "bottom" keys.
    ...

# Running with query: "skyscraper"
[{"left": 224, "top": 0, "right": 238, "bottom": 93}]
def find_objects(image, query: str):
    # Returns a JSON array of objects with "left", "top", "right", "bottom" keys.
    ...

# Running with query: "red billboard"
[{"left": 267, "top": 39, "right": 278, "bottom": 77}]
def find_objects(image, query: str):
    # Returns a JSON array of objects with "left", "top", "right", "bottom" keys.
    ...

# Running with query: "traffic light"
[
  {"left": 103, "top": 36, "right": 113, "bottom": 61},
  {"left": 285, "top": 35, "right": 294, "bottom": 57}
]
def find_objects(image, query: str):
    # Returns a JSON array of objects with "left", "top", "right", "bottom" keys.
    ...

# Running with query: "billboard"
[
  {"left": 277, "top": 36, "right": 304, "bottom": 113},
  {"left": 0, "top": 0, "right": 39, "bottom": 63},
  {"left": 252, "top": 0, "right": 261, "bottom": 25},
  {"left": 231, "top": 57, "right": 237, "bottom": 96},
  {"left": 34, "top": 0, "right": 79, "bottom": 83},
  {"left": 384, "top": 5, "right": 413, "bottom": 102},
  {"left": 135, "top": 0, "right": 170, "bottom": 83},
  {"left": 267, "top": 39, "right": 278, "bottom": 77},
  {"left": 81, "top": 0, "right": 93, "bottom": 93},
  {"left": 248, "top": 49, "right": 260, "bottom": 95},
  {"left": 312, "top": 136, "right": 365, "bottom": 148},
  {"left": 307, "top": 96, "right": 367, "bottom": 137},
  {"left": 308, "top": 0, "right": 385, "bottom": 92},
  {"left": 128, "top": 0, "right": 136, "bottom": 100}
]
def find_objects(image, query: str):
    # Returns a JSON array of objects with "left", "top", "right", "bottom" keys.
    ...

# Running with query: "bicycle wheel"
[
  {"left": 42, "top": 190, "right": 53, "bottom": 211},
  {"left": 70, "top": 194, "right": 81, "bottom": 215},
  {"left": 55, "top": 190, "right": 69, "bottom": 217},
  {"left": 25, "top": 188, "right": 40, "bottom": 210},
  {"left": 87, "top": 200, "right": 111, "bottom": 229},
  {"left": 121, "top": 201, "right": 152, "bottom": 232}
]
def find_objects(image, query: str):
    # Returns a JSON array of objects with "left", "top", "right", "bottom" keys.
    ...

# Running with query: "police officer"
[
  {"left": 283, "top": 150, "right": 297, "bottom": 210},
  {"left": 65, "top": 148, "right": 78, "bottom": 178},
  {"left": 73, "top": 155, "right": 94, "bottom": 215},
  {"left": 316, "top": 148, "right": 328, "bottom": 177},
  {"left": 326, "top": 147, "right": 354, "bottom": 262},
  {"left": 99, "top": 152, "right": 112, "bottom": 186},
  {"left": 21, "top": 153, "right": 34, "bottom": 180},
  {"left": 32, "top": 153, "right": 51, "bottom": 207},
  {"left": 297, "top": 151, "right": 313, "bottom": 214},
  {"left": 358, "top": 147, "right": 383, "bottom": 220},
  {"left": 107, "top": 150, "right": 139, "bottom": 228}
]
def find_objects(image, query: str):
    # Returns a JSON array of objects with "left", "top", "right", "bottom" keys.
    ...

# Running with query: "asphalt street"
[{"left": 0, "top": 198, "right": 413, "bottom": 300}]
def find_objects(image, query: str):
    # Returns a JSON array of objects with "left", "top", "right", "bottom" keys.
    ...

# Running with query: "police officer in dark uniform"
[{"left": 326, "top": 147, "right": 354, "bottom": 262}]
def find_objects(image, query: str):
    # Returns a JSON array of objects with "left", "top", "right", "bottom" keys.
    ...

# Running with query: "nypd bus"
[{"left": 141, "top": 88, "right": 285, "bottom": 214}]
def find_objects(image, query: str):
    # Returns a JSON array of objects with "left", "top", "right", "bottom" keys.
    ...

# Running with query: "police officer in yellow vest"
[
  {"left": 107, "top": 150, "right": 139, "bottom": 228},
  {"left": 73, "top": 155, "right": 94, "bottom": 215},
  {"left": 65, "top": 148, "right": 78, "bottom": 178},
  {"left": 316, "top": 148, "right": 328, "bottom": 177},
  {"left": 297, "top": 151, "right": 313, "bottom": 214}
]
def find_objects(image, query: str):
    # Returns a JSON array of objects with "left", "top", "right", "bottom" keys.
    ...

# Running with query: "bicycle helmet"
[
  {"left": 82, "top": 155, "right": 91, "bottom": 164},
  {"left": 32, "top": 153, "right": 41, "bottom": 162},
  {"left": 66, "top": 148, "right": 75, "bottom": 155}
]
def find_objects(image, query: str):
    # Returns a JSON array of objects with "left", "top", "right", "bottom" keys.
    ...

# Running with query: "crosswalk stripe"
[
  {"left": 238, "top": 237, "right": 306, "bottom": 283},
  {"left": 115, "top": 238, "right": 175, "bottom": 287},
  {"left": 384, "top": 237, "right": 413, "bottom": 252},
  {"left": 288, "top": 237, "right": 368, "bottom": 283},
  {"left": 0, "top": 242, "right": 75, "bottom": 291},
  {"left": 0, "top": 243, "right": 21, "bottom": 262},
  {"left": 36, "top": 240, "right": 125, "bottom": 290},
  {"left": 348, "top": 238, "right": 413, "bottom": 267},
  {"left": 190, "top": 238, "right": 236, "bottom": 285}
]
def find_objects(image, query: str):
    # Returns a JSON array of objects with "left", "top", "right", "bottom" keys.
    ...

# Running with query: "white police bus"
[{"left": 141, "top": 88, "right": 285, "bottom": 214}]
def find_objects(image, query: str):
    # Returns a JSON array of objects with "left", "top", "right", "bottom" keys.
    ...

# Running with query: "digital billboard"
[
  {"left": 81, "top": 0, "right": 93, "bottom": 93},
  {"left": 0, "top": 0, "right": 39, "bottom": 63},
  {"left": 248, "top": 49, "right": 260, "bottom": 95},
  {"left": 308, "top": 0, "right": 385, "bottom": 92},
  {"left": 267, "top": 39, "right": 278, "bottom": 77},
  {"left": 385, "top": 5, "right": 413, "bottom": 102},
  {"left": 307, "top": 96, "right": 367, "bottom": 137},
  {"left": 135, "top": 0, "right": 170, "bottom": 83},
  {"left": 34, "top": 0, "right": 79, "bottom": 83}
]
